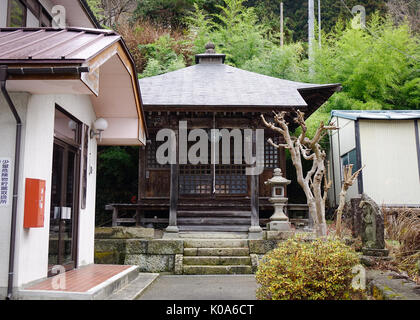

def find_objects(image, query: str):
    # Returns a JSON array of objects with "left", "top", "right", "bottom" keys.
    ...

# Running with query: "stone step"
[
  {"left": 107, "top": 273, "right": 159, "bottom": 300},
  {"left": 183, "top": 265, "right": 253, "bottom": 275},
  {"left": 178, "top": 211, "right": 251, "bottom": 218},
  {"left": 184, "top": 247, "right": 250, "bottom": 256},
  {"left": 183, "top": 256, "right": 251, "bottom": 266},
  {"left": 183, "top": 239, "right": 248, "bottom": 248},
  {"left": 179, "top": 225, "right": 250, "bottom": 232},
  {"left": 179, "top": 232, "right": 248, "bottom": 239},
  {"left": 178, "top": 217, "right": 251, "bottom": 225}
]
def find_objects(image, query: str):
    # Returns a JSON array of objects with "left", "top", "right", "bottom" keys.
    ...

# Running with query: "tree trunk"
[{"left": 336, "top": 189, "right": 347, "bottom": 237}]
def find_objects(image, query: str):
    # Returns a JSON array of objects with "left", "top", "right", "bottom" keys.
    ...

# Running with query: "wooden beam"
[
  {"left": 166, "top": 132, "right": 179, "bottom": 234},
  {"left": 249, "top": 130, "right": 262, "bottom": 237}
]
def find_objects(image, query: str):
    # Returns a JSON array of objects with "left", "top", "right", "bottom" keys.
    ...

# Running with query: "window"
[
  {"left": 146, "top": 132, "right": 170, "bottom": 169},
  {"left": 7, "top": 0, "right": 52, "bottom": 27},
  {"left": 341, "top": 149, "right": 359, "bottom": 178},
  {"left": 54, "top": 109, "right": 80, "bottom": 144},
  {"left": 8, "top": 0, "right": 26, "bottom": 27},
  {"left": 264, "top": 137, "right": 279, "bottom": 169}
]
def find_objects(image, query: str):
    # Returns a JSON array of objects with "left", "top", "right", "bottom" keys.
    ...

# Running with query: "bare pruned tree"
[
  {"left": 335, "top": 164, "right": 364, "bottom": 237},
  {"left": 93, "top": 0, "right": 137, "bottom": 27},
  {"left": 261, "top": 110, "right": 338, "bottom": 237},
  {"left": 387, "top": 0, "right": 420, "bottom": 33}
]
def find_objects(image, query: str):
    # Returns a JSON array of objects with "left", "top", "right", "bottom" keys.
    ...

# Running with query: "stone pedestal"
[
  {"left": 267, "top": 197, "right": 291, "bottom": 231},
  {"left": 267, "top": 221, "right": 291, "bottom": 231},
  {"left": 163, "top": 226, "right": 180, "bottom": 239},
  {"left": 248, "top": 226, "right": 263, "bottom": 240}
]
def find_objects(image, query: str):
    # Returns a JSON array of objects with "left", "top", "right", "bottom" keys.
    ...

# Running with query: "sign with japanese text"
[{"left": 0, "top": 158, "right": 11, "bottom": 207}]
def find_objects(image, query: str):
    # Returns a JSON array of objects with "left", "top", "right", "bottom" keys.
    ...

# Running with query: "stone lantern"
[{"left": 265, "top": 168, "right": 291, "bottom": 231}]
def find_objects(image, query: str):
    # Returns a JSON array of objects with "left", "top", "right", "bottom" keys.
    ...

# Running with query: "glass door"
[{"left": 48, "top": 107, "right": 81, "bottom": 275}]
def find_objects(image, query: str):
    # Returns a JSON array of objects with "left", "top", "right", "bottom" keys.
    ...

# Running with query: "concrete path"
[{"left": 137, "top": 275, "right": 258, "bottom": 300}]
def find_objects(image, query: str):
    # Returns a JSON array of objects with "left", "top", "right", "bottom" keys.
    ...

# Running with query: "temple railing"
[{"left": 105, "top": 203, "right": 309, "bottom": 228}]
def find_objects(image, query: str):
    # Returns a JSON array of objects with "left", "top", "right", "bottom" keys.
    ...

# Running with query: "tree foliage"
[
  {"left": 138, "top": 34, "right": 187, "bottom": 78},
  {"left": 313, "top": 14, "right": 420, "bottom": 112},
  {"left": 95, "top": 147, "right": 139, "bottom": 226},
  {"left": 187, "top": 0, "right": 270, "bottom": 67}
]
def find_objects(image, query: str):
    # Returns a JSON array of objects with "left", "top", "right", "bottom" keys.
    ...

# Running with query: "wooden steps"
[{"left": 177, "top": 210, "right": 251, "bottom": 233}]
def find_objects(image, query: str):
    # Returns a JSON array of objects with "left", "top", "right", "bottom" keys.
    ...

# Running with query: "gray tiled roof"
[{"left": 139, "top": 63, "right": 340, "bottom": 108}]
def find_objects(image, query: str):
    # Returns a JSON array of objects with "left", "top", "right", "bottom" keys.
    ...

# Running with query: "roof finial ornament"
[
  {"left": 205, "top": 42, "right": 216, "bottom": 54},
  {"left": 195, "top": 41, "right": 225, "bottom": 64}
]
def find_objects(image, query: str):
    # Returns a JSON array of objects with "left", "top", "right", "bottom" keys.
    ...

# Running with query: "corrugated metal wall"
[{"left": 359, "top": 120, "right": 420, "bottom": 205}]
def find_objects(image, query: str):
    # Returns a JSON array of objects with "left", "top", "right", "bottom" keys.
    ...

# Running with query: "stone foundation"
[{"left": 94, "top": 227, "right": 313, "bottom": 274}]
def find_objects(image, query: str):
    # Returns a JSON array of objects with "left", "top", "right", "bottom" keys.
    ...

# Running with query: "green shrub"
[{"left": 256, "top": 236, "right": 360, "bottom": 300}]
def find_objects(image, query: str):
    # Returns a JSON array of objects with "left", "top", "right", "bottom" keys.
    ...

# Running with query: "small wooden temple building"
[{"left": 133, "top": 43, "right": 340, "bottom": 237}]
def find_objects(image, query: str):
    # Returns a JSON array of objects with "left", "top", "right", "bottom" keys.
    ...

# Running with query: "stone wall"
[
  {"left": 95, "top": 237, "right": 282, "bottom": 273},
  {"left": 95, "top": 227, "right": 182, "bottom": 273},
  {"left": 94, "top": 227, "right": 312, "bottom": 273}
]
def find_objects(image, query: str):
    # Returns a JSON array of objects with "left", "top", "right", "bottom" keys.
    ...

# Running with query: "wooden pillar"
[
  {"left": 112, "top": 206, "right": 118, "bottom": 227},
  {"left": 250, "top": 172, "right": 259, "bottom": 226},
  {"left": 138, "top": 146, "right": 146, "bottom": 201},
  {"left": 164, "top": 131, "right": 179, "bottom": 237},
  {"left": 135, "top": 208, "right": 144, "bottom": 227},
  {"left": 249, "top": 130, "right": 263, "bottom": 239},
  {"left": 138, "top": 146, "right": 146, "bottom": 226}
]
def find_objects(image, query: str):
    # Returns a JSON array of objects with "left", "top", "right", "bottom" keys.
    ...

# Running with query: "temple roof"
[{"left": 139, "top": 43, "right": 341, "bottom": 115}]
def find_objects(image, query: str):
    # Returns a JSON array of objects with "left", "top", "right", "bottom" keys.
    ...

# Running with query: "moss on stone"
[
  {"left": 249, "top": 240, "right": 281, "bottom": 254},
  {"left": 95, "top": 227, "right": 154, "bottom": 239},
  {"left": 126, "top": 239, "right": 148, "bottom": 254},
  {"left": 147, "top": 240, "right": 183, "bottom": 255},
  {"left": 94, "top": 251, "right": 119, "bottom": 264}
]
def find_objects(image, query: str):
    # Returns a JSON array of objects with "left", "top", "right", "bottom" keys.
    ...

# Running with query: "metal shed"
[{"left": 328, "top": 110, "right": 420, "bottom": 207}]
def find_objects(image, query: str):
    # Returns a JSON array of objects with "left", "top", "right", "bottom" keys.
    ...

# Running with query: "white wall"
[
  {"left": 359, "top": 120, "right": 420, "bottom": 205},
  {"left": 14, "top": 94, "right": 98, "bottom": 287},
  {"left": 0, "top": 0, "right": 7, "bottom": 27},
  {"left": 0, "top": 92, "right": 98, "bottom": 294},
  {"left": 13, "top": 94, "right": 55, "bottom": 287},
  {"left": 0, "top": 92, "right": 29, "bottom": 297},
  {"left": 337, "top": 117, "right": 356, "bottom": 155}
]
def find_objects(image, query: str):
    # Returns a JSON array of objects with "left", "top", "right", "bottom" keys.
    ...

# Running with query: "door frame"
[{"left": 48, "top": 105, "right": 82, "bottom": 276}]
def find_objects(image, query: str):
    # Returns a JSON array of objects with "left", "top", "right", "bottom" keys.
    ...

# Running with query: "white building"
[
  {"left": 328, "top": 110, "right": 420, "bottom": 208},
  {"left": 0, "top": 0, "right": 147, "bottom": 299}
]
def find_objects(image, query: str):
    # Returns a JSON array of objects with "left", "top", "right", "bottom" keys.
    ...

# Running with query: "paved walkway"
[{"left": 137, "top": 275, "right": 258, "bottom": 300}]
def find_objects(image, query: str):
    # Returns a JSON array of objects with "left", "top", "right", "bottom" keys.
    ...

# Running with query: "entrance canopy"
[
  {"left": 139, "top": 43, "right": 341, "bottom": 117},
  {"left": 0, "top": 27, "right": 147, "bottom": 145}
]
